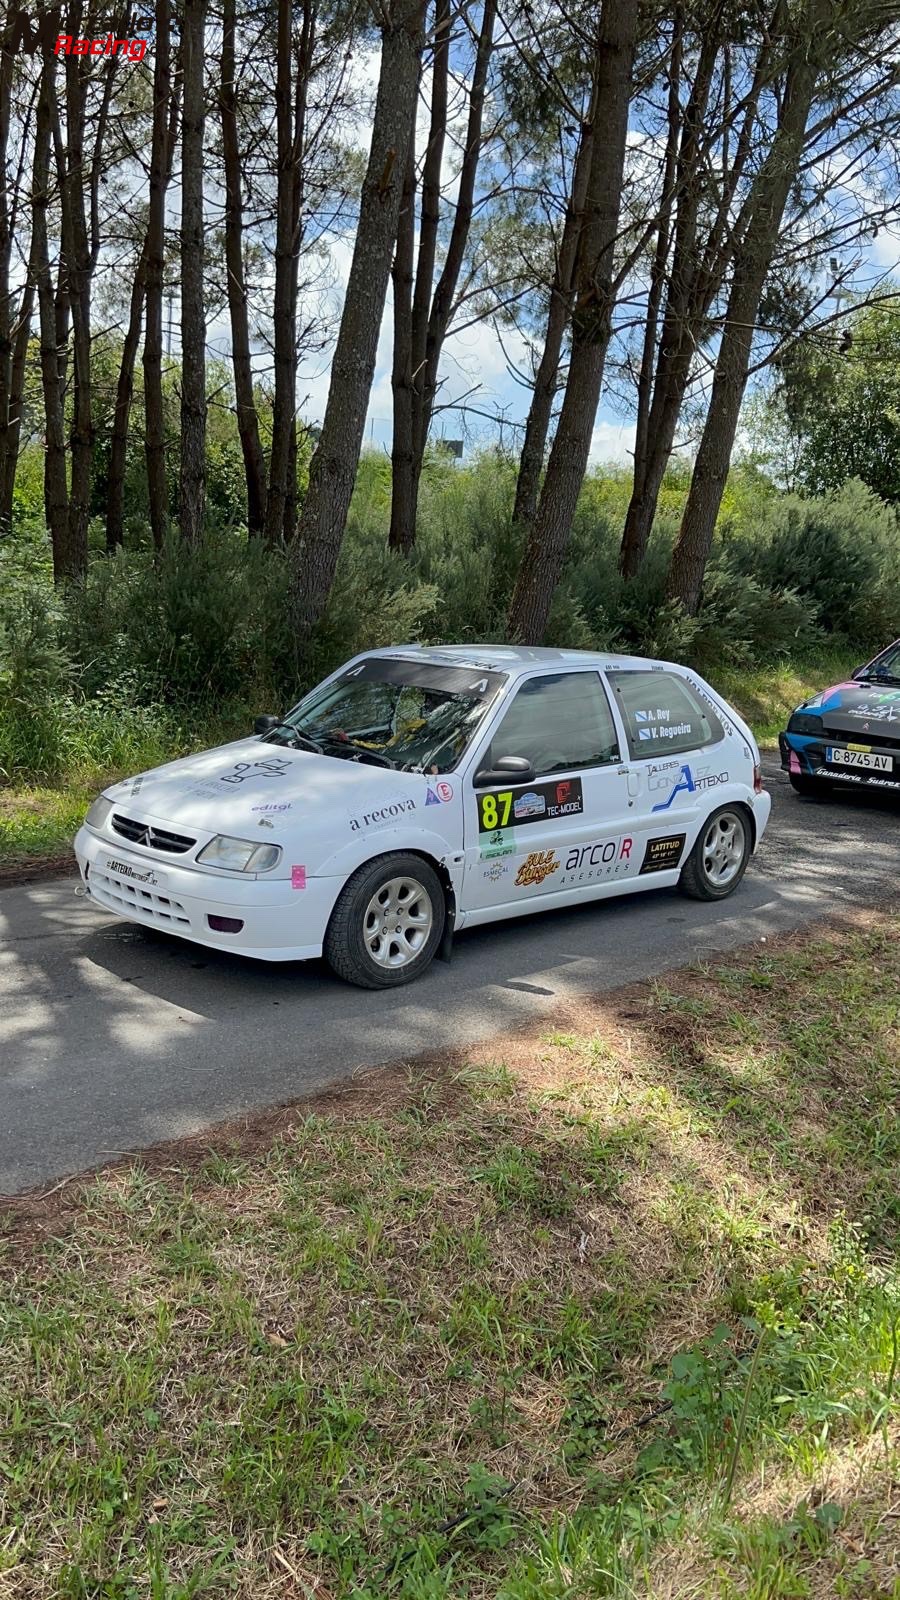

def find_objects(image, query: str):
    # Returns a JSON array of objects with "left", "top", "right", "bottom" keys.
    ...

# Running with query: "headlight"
[
  {"left": 86, "top": 796, "right": 113, "bottom": 830},
  {"left": 788, "top": 712, "right": 824, "bottom": 736},
  {"left": 196, "top": 835, "right": 283, "bottom": 873}
]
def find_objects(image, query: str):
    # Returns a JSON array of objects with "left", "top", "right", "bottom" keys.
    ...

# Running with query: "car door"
[
  {"left": 605, "top": 668, "right": 729, "bottom": 874},
  {"left": 460, "top": 669, "right": 639, "bottom": 915}
]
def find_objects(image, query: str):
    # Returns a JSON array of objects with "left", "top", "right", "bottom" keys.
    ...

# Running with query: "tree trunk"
[
  {"left": 265, "top": 0, "right": 314, "bottom": 544},
  {"left": 0, "top": 45, "right": 34, "bottom": 537},
  {"left": 179, "top": 0, "right": 207, "bottom": 544},
  {"left": 221, "top": 0, "right": 266, "bottom": 534},
  {"left": 33, "top": 60, "right": 71, "bottom": 582},
  {"left": 106, "top": 72, "right": 179, "bottom": 552},
  {"left": 0, "top": 281, "right": 34, "bottom": 534},
  {"left": 619, "top": 11, "right": 774, "bottom": 578},
  {"left": 106, "top": 252, "right": 148, "bottom": 552},
  {"left": 0, "top": 27, "right": 14, "bottom": 532},
  {"left": 388, "top": 0, "right": 445, "bottom": 555},
  {"left": 619, "top": 343, "right": 694, "bottom": 576},
  {"left": 390, "top": 0, "right": 497, "bottom": 554},
  {"left": 289, "top": 0, "right": 426, "bottom": 643},
  {"left": 666, "top": 30, "right": 822, "bottom": 614},
  {"left": 507, "top": 0, "right": 639, "bottom": 644},
  {"left": 512, "top": 116, "right": 594, "bottom": 533},
  {"left": 51, "top": 68, "right": 91, "bottom": 574},
  {"left": 144, "top": 0, "right": 173, "bottom": 550},
  {"left": 389, "top": 145, "right": 417, "bottom": 554},
  {"left": 618, "top": 13, "right": 682, "bottom": 577}
]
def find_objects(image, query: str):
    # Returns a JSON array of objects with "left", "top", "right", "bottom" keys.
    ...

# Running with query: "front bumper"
[
  {"left": 779, "top": 732, "right": 900, "bottom": 792},
  {"left": 74, "top": 825, "right": 340, "bottom": 960}
]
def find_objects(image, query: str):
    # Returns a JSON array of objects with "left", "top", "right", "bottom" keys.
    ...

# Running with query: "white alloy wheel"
[
  {"left": 363, "top": 875, "right": 434, "bottom": 969},
  {"left": 700, "top": 810, "right": 746, "bottom": 887}
]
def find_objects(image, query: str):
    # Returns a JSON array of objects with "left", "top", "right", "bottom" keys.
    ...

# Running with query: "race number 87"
[{"left": 478, "top": 790, "right": 513, "bottom": 830}]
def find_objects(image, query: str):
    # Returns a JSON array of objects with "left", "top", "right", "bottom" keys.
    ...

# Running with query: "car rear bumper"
[
  {"left": 778, "top": 733, "right": 900, "bottom": 792},
  {"left": 74, "top": 825, "right": 339, "bottom": 960},
  {"left": 752, "top": 787, "right": 772, "bottom": 842}
]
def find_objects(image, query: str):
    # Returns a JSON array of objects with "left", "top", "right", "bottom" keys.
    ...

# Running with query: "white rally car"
[{"left": 75, "top": 646, "right": 771, "bottom": 988}]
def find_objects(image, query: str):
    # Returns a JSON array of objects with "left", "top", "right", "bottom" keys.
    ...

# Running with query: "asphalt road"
[{"left": 2, "top": 757, "right": 898, "bottom": 1195}]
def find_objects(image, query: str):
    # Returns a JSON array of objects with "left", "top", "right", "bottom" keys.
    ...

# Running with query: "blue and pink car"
[{"left": 779, "top": 638, "right": 900, "bottom": 796}]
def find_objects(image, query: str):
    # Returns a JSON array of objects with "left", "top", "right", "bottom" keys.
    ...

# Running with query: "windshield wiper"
[
  {"left": 857, "top": 673, "right": 900, "bottom": 687},
  {"left": 318, "top": 735, "right": 397, "bottom": 768},
  {"left": 263, "top": 722, "right": 324, "bottom": 755}
]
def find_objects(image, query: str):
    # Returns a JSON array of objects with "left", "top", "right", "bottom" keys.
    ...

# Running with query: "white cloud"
[{"left": 588, "top": 420, "right": 636, "bottom": 465}]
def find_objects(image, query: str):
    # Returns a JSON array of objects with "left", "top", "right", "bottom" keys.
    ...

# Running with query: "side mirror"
[
  {"left": 254, "top": 714, "right": 280, "bottom": 735},
  {"left": 473, "top": 754, "right": 536, "bottom": 789}
]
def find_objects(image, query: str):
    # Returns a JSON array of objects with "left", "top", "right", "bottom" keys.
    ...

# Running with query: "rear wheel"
[
  {"left": 324, "top": 852, "right": 445, "bottom": 989},
  {"left": 679, "top": 806, "right": 751, "bottom": 902}
]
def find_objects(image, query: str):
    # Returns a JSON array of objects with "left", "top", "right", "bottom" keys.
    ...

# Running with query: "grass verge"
[
  {"left": 3, "top": 914, "right": 900, "bottom": 1597},
  {"left": 715, "top": 649, "right": 859, "bottom": 748}
]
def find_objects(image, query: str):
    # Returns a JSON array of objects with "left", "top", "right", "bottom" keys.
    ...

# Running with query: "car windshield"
[
  {"left": 266, "top": 657, "right": 506, "bottom": 774},
  {"left": 860, "top": 644, "right": 900, "bottom": 685}
]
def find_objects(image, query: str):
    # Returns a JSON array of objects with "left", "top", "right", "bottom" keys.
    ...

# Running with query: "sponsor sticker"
[
  {"left": 218, "top": 757, "right": 293, "bottom": 785},
  {"left": 640, "top": 834, "right": 686, "bottom": 874},
  {"left": 479, "top": 827, "right": 516, "bottom": 859},
  {"left": 514, "top": 790, "right": 545, "bottom": 819},
  {"left": 349, "top": 797, "right": 417, "bottom": 832},
  {"left": 477, "top": 777, "right": 584, "bottom": 833},
  {"left": 651, "top": 764, "right": 727, "bottom": 812},
  {"left": 252, "top": 801, "right": 292, "bottom": 813},
  {"left": 558, "top": 834, "right": 633, "bottom": 885},
  {"left": 515, "top": 851, "right": 560, "bottom": 888},
  {"left": 482, "top": 859, "right": 510, "bottom": 883}
]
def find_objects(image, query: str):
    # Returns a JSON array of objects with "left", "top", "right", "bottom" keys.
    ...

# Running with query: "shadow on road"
[{"left": 1, "top": 767, "right": 897, "bottom": 1193}]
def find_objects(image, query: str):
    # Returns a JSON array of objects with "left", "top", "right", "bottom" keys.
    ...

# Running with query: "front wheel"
[
  {"left": 679, "top": 806, "right": 751, "bottom": 902},
  {"left": 324, "top": 852, "right": 445, "bottom": 989}
]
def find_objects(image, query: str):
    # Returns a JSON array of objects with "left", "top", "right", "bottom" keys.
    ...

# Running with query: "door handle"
[{"left": 623, "top": 768, "right": 641, "bottom": 800}]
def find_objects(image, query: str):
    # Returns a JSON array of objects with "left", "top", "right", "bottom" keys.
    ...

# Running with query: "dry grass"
[{"left": 2, "top": 912, "right": 900, "bottom": 1597}]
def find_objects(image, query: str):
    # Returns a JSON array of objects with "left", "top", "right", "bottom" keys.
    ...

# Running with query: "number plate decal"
[
  {"left": 826, "top": 746, "right": 892, "bottom": 772},
  {"left": 105, "top": 857, "right": 165, "bottom": 888}
]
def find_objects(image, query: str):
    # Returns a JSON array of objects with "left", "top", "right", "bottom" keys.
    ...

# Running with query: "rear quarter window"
[{"left": 608, "top": 670, "right": 724, "bottom": 759}]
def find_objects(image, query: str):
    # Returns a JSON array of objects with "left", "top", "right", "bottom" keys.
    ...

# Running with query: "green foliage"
[
  {"left": 3, "top": 447, "right": 900, "bottom": 792},
  {"left": 722, "top": 478, "right": 900, "bottom": 644},
  {"left": 0, "top": 568, "right": 176, "bottom": 783},
  {"left": 751, "top": 296, "right": 900, "bottom": 502}
]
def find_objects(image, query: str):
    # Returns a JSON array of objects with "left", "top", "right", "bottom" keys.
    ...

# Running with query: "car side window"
[
  {"left": 487, "top": 671, "right": 620, "bottom": 776},
  {"left": 607, "top": 670, "right": 724, "bottom": 759}
]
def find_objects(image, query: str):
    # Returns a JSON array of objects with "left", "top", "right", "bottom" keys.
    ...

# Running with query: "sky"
[{"left": 194, "top": 25, "right": 900, "bottom": 474}]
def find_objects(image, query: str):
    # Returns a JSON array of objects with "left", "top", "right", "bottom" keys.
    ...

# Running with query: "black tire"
[
  {"left": 789, "top": 772, "right": 827, "bottom": 797},
  {"left": 324, "top": 852, "right": 445, "bottom": 989},
  {"left": 679, "top": 805, "right": 751, "bottom": 902}
]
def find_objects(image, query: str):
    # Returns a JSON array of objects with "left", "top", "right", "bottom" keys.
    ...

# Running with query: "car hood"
[
  {"left": 794, "top": 679, "right": 900, "bottom": 735},
  {"left": 105, "top": 737, "right": 430, "bottom": 833}
]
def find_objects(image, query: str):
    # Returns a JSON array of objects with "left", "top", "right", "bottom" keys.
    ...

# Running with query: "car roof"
[{"left": 363, "top": 643, "right": 681, "bottom": 677}]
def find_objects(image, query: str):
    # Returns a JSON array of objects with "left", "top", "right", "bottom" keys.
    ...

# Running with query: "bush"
[
  {"left": 4, "top": 453, "right": 900, "bottom": 791},
  {"left": 721, "top": 479, "right": 900, "bottom": 649},
  {"left": 0, "top": 570, "right": 176, "bottom": 782},
  {"left": 61, "top": 531, "right": 294, "bottom": 710}
]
